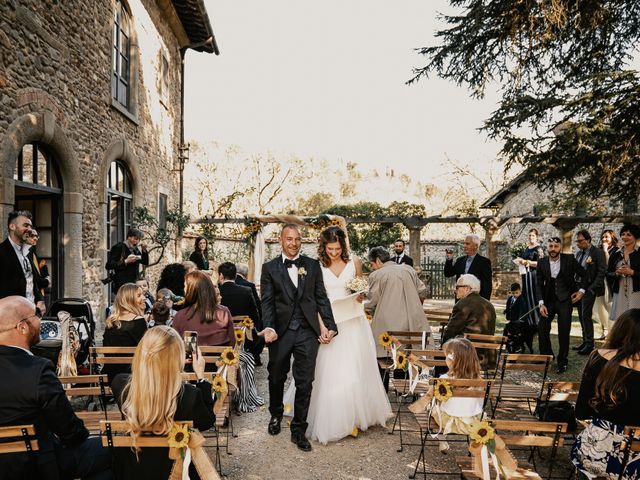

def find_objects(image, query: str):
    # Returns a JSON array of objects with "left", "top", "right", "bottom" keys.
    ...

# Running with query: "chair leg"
[{"left": 397, "top": 397, "right": 405, "bottom": 452}]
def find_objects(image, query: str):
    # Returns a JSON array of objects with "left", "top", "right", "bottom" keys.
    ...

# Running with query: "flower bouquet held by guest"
[
  {"left": 111, "top": 326, "right": 215, "bottom": 480},
  {"left": 283, "top": 226, "right": 391, "bottom": 444},
  {"left": 607, "top": 224, "right": 640, "bottom": 323},
  {"left": 572, "top": 308, "right": 640, "bottom": 479},
  {"left": 413, "top": 338, "right": 484, "bottom": 453},
  {"left": 102, "top": 283, "right": 148, "bottom": 385}
]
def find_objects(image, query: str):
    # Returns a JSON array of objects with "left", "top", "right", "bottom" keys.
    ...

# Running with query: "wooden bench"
[
  {"left": 490, "top": 354, "right": 553, "bottom": 417},
  {"left": 457, "top": 419, "right": 568, "bottom": 480},
  {"left": 0, "top": 425, "right": 38, "bottom": 455}
]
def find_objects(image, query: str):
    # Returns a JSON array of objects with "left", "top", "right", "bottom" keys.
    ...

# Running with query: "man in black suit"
[
  {"left": 0, "top": 210, "right": 45, "bottom": 311},
  {"left": 536, "top": 237, "right": 586, "bottom": 373},
  {"left": 444, "top": 234, "right": 493, "bottom": 300},
  {"left": 259, "top": 224, "right": 336, "bottom": 452},
  {"left": 571, "top": 229, "right": 607, "bottom": 355},
  {"left": 0, "top": 296, "right": 111, "bottom": 479},
  {"left": 218, "top": 262, "right": 263, "bottom": 365},
  {"left": 236, "top": 263, "right": 262, "bottom": 325},
  {"left": 391, "top": 239, "right": 414, "bottom": 266},
  {"left": 105, "top": 228, "right": 149, "bottom": 295}
]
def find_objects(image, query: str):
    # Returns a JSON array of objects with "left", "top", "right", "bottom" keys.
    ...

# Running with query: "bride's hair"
[{"left": 317, "top": 226, "right": 350, "bottom": 267}]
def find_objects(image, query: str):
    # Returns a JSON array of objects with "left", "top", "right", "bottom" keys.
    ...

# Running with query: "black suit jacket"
[
  {"left": 392, "top": 254, "right": 414, "bottom": 267},
  {"left": 219, "top": 281, "right": 261, "bottom": 330},
  {"left": 536, "top": 254, "right": 585, "bottom": 304},
  {"left": 444, "top": 254, "right": 493, "bottom": 300},
  {"left": 260, "top": 255, "right": 336, "bottom": 338},
  {"left": 111, "top": 373, "right": 215, "bottom": 480},
  {"left": 606, "top": 248, "right": 640, "bottom": 295},
  {"left": 0, "top": 238, "right": 44, "bottom": 303},
  {"left": 236, "top": 274, "right": 262, "bottom": 326},
  {"left": 577, "top": 245, "right": 607, "bottom": 296},
  {"left": 0, "top": 345, "right": 89, "bottom": 479},
  {"left": 105, "top": 241, "right": 149, "bottom": 292}
]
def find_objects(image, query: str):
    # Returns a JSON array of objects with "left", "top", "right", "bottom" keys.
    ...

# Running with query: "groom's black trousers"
[{"left": 267, "top": 325, "right": 319, "bottom": 436}]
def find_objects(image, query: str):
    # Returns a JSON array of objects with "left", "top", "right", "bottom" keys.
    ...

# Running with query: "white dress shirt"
[
  {"left": 8, "top": 236, "right": 35, "bottom": 303},
  {"left": 282, "top": 253, "right": 300, "bottom": 288}
]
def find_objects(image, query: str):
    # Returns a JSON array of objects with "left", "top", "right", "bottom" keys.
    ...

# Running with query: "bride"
[{"left": 284, "top": 226, "right": 391, "bottom": 444}]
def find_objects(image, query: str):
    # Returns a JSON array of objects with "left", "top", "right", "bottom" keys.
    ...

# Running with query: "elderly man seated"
[
  {"left": 0, "top": 296, "right": 112, "bottom": 480},
  {"left": 442, "top": 274, "right": 496, "bottom": 368}
]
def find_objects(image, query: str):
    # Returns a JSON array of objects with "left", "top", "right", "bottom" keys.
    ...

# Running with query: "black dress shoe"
[
  {"left": 572, "top": 343, "right": 585, "bottom": 351},
  {"left": 578, "top": 345, "right": 594, "bottom": 355},
  {"left": 556, "top": 364, "right": 568, "bottom": 374},
  {"left": 268, "top": 416, "right": 282, "bottom": 435},
  {"left": 291, "top": 432, "right": 312, "bottom": 452}
]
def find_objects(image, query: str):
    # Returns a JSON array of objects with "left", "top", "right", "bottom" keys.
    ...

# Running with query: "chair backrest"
[
  {"left": 498, "top": 353, "right": 553, "bottom": 392},
  {"left": 100, "top": 420, "right": 193, "bottom": 448},
  {"left": 539, "top": 381, "right": 580, "bottom": 403},
  {"left": 388, "top": 330, "right": 434, "bottom": 349},
  {"left": 0, "top": 425, "right": 39, "bottom": 454},
  {"left": 408, "top": 350, "right": 448, "bottom": 368},
  {"left": 430, "top": 377, "right": 494, "bottom": 414},
  {"left": 90, "top": 346, "right": 136, "bottom": 368},
  {"left": 59, "top": 374, "right": 111, "bottom": 398}
]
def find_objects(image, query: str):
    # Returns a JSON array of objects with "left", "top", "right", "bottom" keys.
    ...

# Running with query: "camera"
[{"left": 101, "top": 271, "right": 116, "bottom": 285}]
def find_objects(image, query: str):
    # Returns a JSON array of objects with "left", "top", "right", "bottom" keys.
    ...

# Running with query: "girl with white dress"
[{"left": 284, "top": 226, "right": 391, "bottom": 444}]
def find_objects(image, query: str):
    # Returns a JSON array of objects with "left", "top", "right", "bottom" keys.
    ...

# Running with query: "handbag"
[{"left": 534, "top": 399, "right": 577, "bottom": 432}]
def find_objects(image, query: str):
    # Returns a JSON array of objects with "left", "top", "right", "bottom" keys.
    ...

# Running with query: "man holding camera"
[{"left": 105, "top": 228, "right": 149, "bottom": 295}]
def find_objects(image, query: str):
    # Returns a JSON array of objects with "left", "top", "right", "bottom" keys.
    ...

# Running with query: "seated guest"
[
  {"left": 111, "top": 326, "right": 215, "bottom": 480},
  {"left": 218, "top": 262, "right": 263, "bottom": 365},
  {"left": 157, "top": 262, "right": 187, "bottom": 300},
  {"left": 442, "top": 274, "right": 496, "bottom": 369},
  {"left": 102, "top": 283, "right": 147, "bottom": 385},
  {"left": 182, "top": 260, "right": 197, "bottom": 275},
  {"left": 572, "top": 308, "right": 640, "bottom": 479},
  {"left": 172, "top": 270, "right": 235, "bottom": 347},
  {"left": 0, "top": 296, "right": 111, "bottom": 480},
  {"left": 148, "top": 300, "right": 172, "bottom": 328},
  {"left": 236, "top": 263, "right": 262, "bottom": 322},
  {"left": 156, "top": 287, "right": 179, "bottom": 318},
  {"left": 135, "top": 277, "right": 154, "bottom": 314}
]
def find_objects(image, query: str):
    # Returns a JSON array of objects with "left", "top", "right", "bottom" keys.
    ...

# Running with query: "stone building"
[{"left": 0, "top": 0, "right": 217, "bottom": 328}]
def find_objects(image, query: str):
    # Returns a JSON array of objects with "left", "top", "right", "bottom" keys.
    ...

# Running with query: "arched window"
[
  {"left": 107, "top": 161, "right": 133, "bottom": 248},
  {"left": 14, "top": 143, "right": 62, "bottom": 191}
]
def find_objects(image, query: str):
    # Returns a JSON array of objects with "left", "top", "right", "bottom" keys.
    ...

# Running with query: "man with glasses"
[
  {"left": 444, "top": 234, "right": 493, "bottom": 300},
  {"left": 442, "top": 275, "right": 496, "bottom": 367},
  {"left": 0, "top": 296, "right": 112, "bottom": 479},
  {"left": 571, "top": 229, "right": 606, "bottom": 355},
  {"left": 0, "top": 210, "right": 45, "bottom": 312}
]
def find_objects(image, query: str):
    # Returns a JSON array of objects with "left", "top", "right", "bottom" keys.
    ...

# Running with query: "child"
[
  {"left": 155, "top": 288, "right": 178, "bottom": 321},
  {"left": 503, "top": 283, "right": 534, "bottom": 353},
  {"left": 432, "top": 338, "right": 484, "bottom": 452},
  {"left": 136, "top": 277, "right": 155, "bottom": 314},
  {"left": 148, "top": 300, "right": 172, "bottom": 327}
]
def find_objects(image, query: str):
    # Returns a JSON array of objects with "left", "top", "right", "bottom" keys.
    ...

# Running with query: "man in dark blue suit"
[
  {"left": 444, "top": 234, "right": 493, "bottom": 300},
  {"left": 0, "top": 296, "right": 111, "bottom": 479}
]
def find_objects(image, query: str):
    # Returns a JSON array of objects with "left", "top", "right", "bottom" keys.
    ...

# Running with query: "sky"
[{"left": 184, "top": 0, "right": 505, "bottom": 186}]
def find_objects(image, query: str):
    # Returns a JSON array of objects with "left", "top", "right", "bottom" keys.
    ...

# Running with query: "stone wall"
[{"left": 0, "top": 0, "right": 186, "bottom": 336}]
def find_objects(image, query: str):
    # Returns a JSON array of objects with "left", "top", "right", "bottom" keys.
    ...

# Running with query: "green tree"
[
  {"left": 410, "top": 1, "right": 640, "bottom": 200},
  {"left": 132, "top": 207, "right": 189, "bottom": 268}
]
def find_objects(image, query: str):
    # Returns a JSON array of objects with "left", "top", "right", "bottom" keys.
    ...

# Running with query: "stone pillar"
[
  {"left": 0, "top": 176, "right": 15, "bottom": 240},
  {"left": 553, "top": 219, "right": 579, "bottom": 254},
  {"left": 408, "top": 227, "right": 421, "bottom": 270},
  {"left": 482, "top": 220, "right": 501, "bottom": 269},
  {"left": 63, "top": 192, "right": 83, "bottom": 297}
]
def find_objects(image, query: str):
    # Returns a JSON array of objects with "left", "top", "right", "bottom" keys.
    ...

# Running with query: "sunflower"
[
  {"left": 235, "top": 328, "right": 245, "bottom": 343},
  {"left": 221, "top": 347, "right": 240, "bottom": 366},
  {"left": 167, "top": 423, "right": 190, "bottom": 449},
  {"left": 211, "top": 375, "right": 227, "bottom": 395},
  {"left": 469, "top": 421, "right": 495, "bottom": 445},
  {"left": 396, "top": 351, "right": 408, "bottom": 370},
  {"left": 366, "top": 312, "right": 373, "bottom": 323},
  {"left": 242, "top": 316, "right": 254, "bottom": 329},
  {"left": 378, "top": 332, "right": 393, "bottom": 348},
  {"left": 433, "top": 379, "right": 453, "bottom": 403}
]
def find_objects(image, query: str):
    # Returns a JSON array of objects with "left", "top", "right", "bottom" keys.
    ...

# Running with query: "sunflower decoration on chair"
[
  {"left": 395, "top": 350, "right": 408, "bottom": 370},
  {"left": 234, "top": 328, "right": 245, "bottom": 345},
  {"left": 220, "top": 347, "right": 240, "bottom": 366},
  {"left": 242, "top": 316, "right": 254, "bottom": 330},
  {"left": 470, "top": 420, "right": 496, "bottom": 450},
  {"left": 168, "top": 423, "right": 190, "bottom": 450},
  {"left": 378, "top": 332, "right": 393, "bottom": 349},
  {"left": 211, "top": 375, "right": 228, "bottom": 398},
  {"left": 433, "top": 378, "right": 453, "bottom": 403}
]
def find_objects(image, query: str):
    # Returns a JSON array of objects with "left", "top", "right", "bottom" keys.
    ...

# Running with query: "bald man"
[{"left": 0, "top": 296, "right": 112, "bottom": 479}]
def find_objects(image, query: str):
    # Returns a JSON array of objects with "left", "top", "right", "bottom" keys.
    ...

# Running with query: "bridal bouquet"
[{"left": 345, "top": 276, "right": 369, "bottom": 293}]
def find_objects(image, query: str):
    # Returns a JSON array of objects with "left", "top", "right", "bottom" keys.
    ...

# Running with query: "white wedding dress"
[{"left": 283, "top": 259, "right": 392, "bottom": 444}]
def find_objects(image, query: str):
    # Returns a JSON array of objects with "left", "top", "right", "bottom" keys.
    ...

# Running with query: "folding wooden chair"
[
  {"left": 0, "top": 424, "right": 38, "bottom": 455},
  {"left": 410, "top": 377, "right": 493, "bottom": 479},
  {"left": 491, "top": 354, "right": 553, "bottom": 417},
  {"left": 619, "top": 426, "right": 640, "bottom": 480},
  {"left": 463, "top": 333, "right": 507, "bottom": 378},
  {"left": 60, "top": 374, "right": 121, "bottom": 433}
]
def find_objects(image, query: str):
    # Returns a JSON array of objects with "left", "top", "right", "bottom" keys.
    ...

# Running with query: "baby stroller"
[{"left": 32, "top": 298, "right": 96, "bottom": 371}]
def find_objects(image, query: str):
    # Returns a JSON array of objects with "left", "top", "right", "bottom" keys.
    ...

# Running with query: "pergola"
[{"left": 195, "top": 213, "right": 640, "bottom": 270}]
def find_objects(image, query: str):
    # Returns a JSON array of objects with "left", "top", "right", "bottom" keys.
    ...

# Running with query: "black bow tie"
[{"left": 284, "top": 258, "right": 302, "bottom": 269}]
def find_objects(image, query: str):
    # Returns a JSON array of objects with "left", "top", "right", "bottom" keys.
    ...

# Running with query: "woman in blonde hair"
[
  {"left": 102, "top": 282, "right": 148, "bottom": 384},
  {"left": 111, "top": 326, "right": 215, "bottom": 479},
  {"left": 432, "top": 338, "right": 483, "bottom": 452}
]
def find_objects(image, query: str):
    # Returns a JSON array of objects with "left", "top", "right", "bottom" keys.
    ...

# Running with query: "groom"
[{"left": 260, "top": 224, "right": 337, "bottom": 451}]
